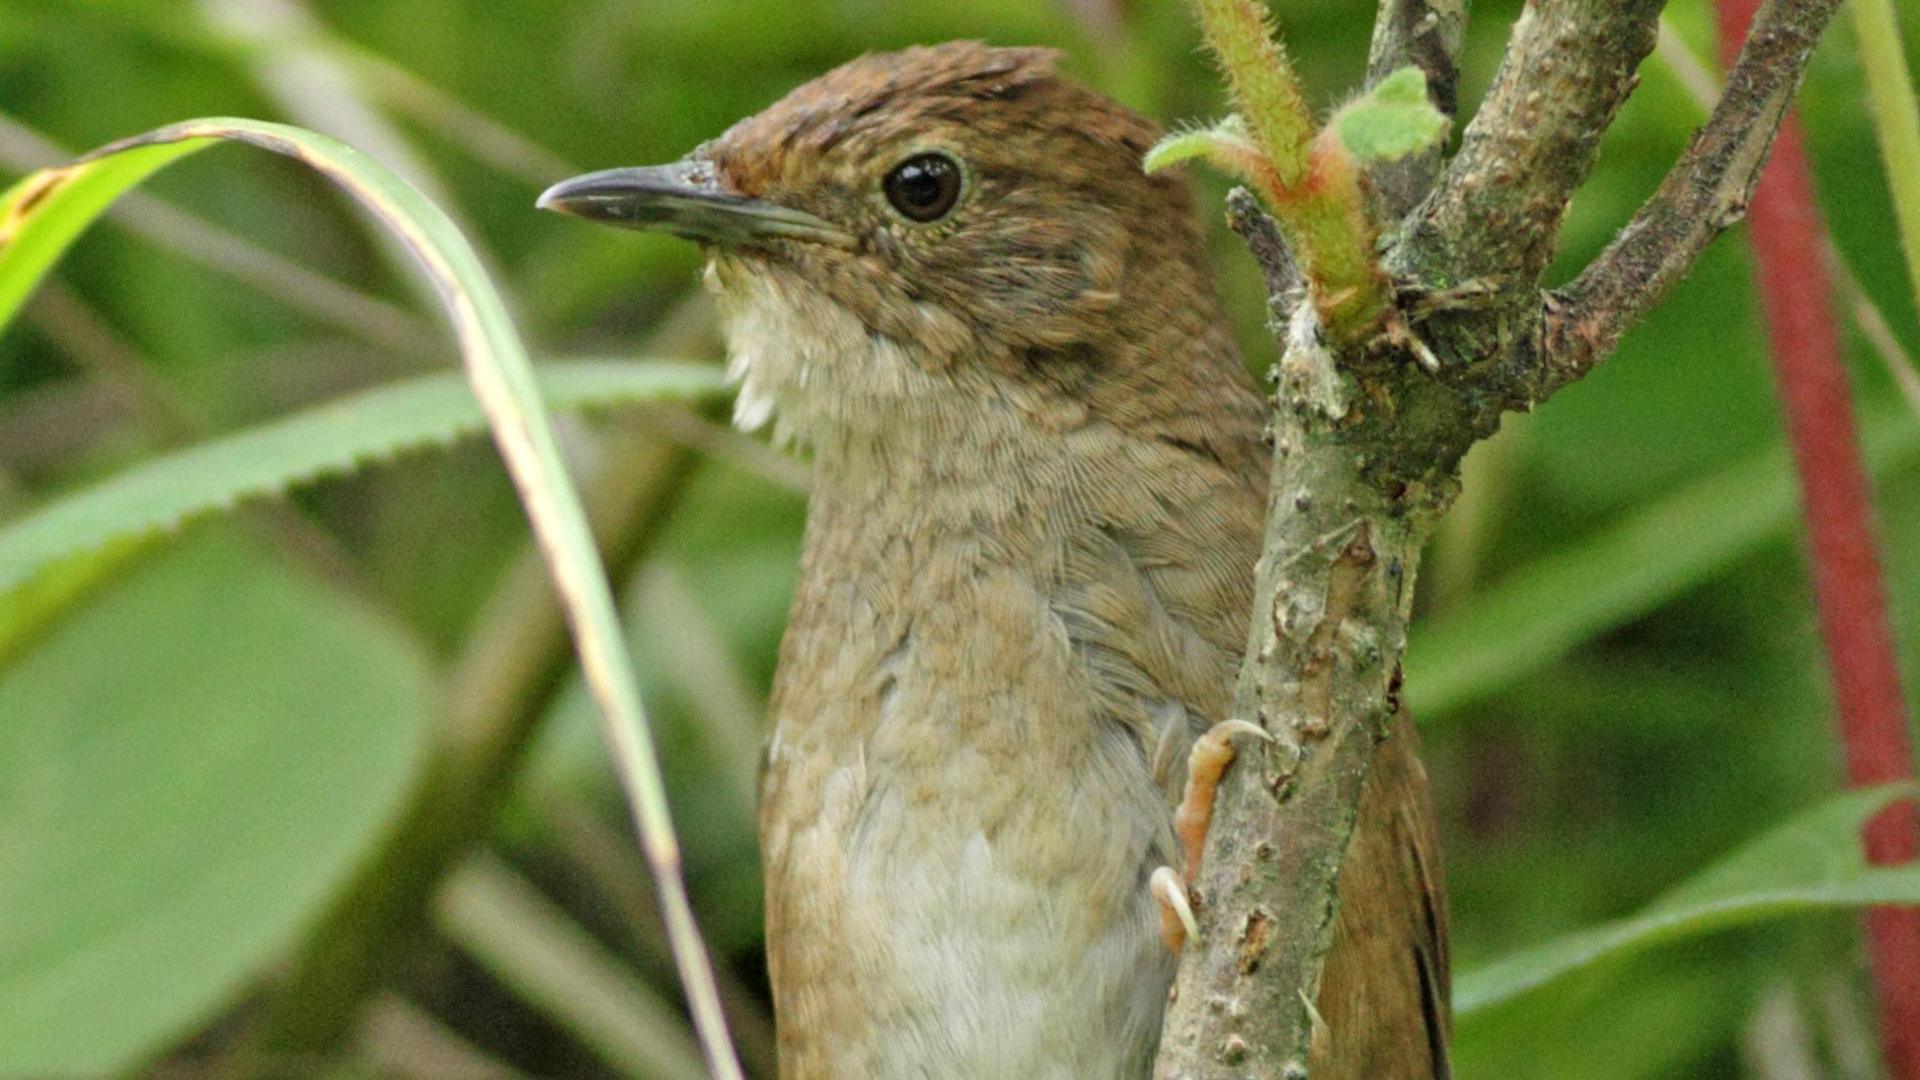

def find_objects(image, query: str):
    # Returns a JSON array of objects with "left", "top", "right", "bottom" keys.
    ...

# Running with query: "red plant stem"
[{"left": 1713, "top": 3, "right": 1920, "bottom": 1074}]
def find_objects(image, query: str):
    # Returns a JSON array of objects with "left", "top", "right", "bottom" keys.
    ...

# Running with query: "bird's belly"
[{"left": 761, "top": 728, "right": 1177, "bottom": 1079}]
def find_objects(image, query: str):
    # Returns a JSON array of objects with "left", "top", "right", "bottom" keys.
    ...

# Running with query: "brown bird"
[{"left": 540, "top": 41, "right": 1447, "bottom": 1079}]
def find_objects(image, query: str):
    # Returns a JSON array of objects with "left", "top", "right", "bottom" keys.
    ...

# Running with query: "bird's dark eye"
[{"left": 883, "top": 152, "right": 964, "bottom": 222}]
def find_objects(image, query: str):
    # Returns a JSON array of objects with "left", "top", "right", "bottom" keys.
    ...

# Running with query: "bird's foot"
[{"left": 1153, "top": 719, "right": 1273, "bottom": 951}]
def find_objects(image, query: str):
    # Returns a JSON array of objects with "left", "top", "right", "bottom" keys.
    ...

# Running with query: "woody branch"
[{"left": 1155, "top": 0, "right": 1850, "bottom": 1075}]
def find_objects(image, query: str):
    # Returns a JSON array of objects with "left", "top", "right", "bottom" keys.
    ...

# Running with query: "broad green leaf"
[
  {"left": 0, "top": 537, "right": 154, "bottom": 669},
  {"left": 1455, "top": 784, "right": 1920, "bottom": 1015},
  {"left": 0, "top": 360, "right": 728, "bottom": 593},
  {"left": 0, "top": 119, "right": 741, "bottom": 1074},
  {"left": 0, "top": 530, "right": 435, "bottom": 1075},
  {"left": 1330, "top": 67, "right": 1450, "bottom": 163},
  {"left": 1407, "top": 402, "right": 1920, "bottom": 718}
]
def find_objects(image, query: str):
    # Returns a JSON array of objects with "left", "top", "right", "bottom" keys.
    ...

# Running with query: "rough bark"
[
  {"left": 1549, "top": 0, "right": 1842, "bottom": 381},
  {"left": 1154, "top": 0, "right": 1852, "bottom": 1073}
]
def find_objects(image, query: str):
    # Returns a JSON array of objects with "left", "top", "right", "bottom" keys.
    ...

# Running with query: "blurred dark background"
[{"left": 2, "top": 0, "right": 1918, "bottom": 1076}]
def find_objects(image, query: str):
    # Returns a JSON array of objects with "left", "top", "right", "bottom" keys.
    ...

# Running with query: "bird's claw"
[{"left": 1151, "top": 866, "right": 1198, "bottom": 951}]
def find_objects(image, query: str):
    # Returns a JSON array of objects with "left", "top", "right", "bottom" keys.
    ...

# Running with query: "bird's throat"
[{"left": 711, "top": 255, "right": 1078, "bottom": 496}]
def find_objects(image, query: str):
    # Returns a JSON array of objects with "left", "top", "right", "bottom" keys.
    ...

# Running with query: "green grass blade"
[
  {"left": 0, "top": 138, "right": 210, "bottom": 329},
  {"left": 1456, "top": 785, "right": 1920, "bottom": 1015},
  {"left": 1406, "top": 402, "right": 1920, "bottom": 719},
  {"left": 0, "top": 360, "right": 727, "bottom": 593},
  {"left": 0, "top": 119, "right": 745, "bottom": 1079},
  {"left": 1849, "top": 0, "right": 1920, "bottom": 319},
  {"left": 438, "top": 858, "right": 707, "bottom": 1080}
]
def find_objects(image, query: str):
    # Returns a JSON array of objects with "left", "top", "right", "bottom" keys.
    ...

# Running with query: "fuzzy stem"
[
  {"left": 1193, "top": 0, "right": 1314, "bottom": 188},
  {"left": 1190, "top": 0, "right": 1390, "bottom": 340}
]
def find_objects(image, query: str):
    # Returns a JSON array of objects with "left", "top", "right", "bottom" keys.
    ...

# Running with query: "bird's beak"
[{"left": 536, "top": 159, "right": 853, "bottom": 249}]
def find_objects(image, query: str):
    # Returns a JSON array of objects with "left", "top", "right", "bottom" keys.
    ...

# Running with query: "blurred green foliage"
[
  {"left": 0, "top": 530, "right": 434, "bottom": 1075},
  {"left": 3, "top": 0, "right": 1920, "bottom": 1076}
]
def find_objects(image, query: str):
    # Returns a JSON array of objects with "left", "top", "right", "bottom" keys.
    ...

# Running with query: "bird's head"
[{"left": 540, "top": 42, "right": 1236, "bottom": 455}]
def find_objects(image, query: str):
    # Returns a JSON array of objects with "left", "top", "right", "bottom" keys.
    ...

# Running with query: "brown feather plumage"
[{"left": 662, "top": 42, "right": 1444, "bottom": 1078}]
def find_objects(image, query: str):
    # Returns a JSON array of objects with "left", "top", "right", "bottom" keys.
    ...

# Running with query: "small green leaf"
[
  {"left": 1144, "top": 115, "right": 1262, "bottom": 174},
  {"left": 1330, "top": 67, "right": 1450, "bottom": 163},
  {"left": 1455, "top": 784, "right": 1920, "bottom": 1016}
]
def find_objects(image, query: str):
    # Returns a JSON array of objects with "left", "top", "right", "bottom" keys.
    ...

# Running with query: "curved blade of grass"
[
  {"left": 0, "top": 119, "right": 745, "bottom": 1079},
  {"left": 0, "top": 111, "right": 439, "bottom": 358},
  {"left": 0, "top": 138, "right": 210, "bottom": 328},
  {"left": 1850, "top": 0, "right": 1920, "bottom": 320},
  {"left": 1406, "top": 401, "right": 1920, "bottom": 719},
  {"left": 1457, "top": 784, "right": 1920, "bottom": 1015},
  {"left": 0, "top": 360, "right": 726, "bottom": 593},
  {"left": 438, "top": 858, "right": 707, "bottom": 1080}
]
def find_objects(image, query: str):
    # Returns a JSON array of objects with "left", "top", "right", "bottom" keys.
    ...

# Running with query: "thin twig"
[
  {"left": 1545, "top": 0, "right": 1841, "bottom": 386},
  {"left": 1396, "top": 0, "right": 1663, "bottom": 288},
  {"left": 1650, "top": 19, "right": 1920, "bottom": 423},
  {"left": 1225, "top": 186, "right": 1301, "bottom": 304}
]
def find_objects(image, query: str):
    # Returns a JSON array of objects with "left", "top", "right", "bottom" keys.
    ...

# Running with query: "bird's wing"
[{"left": 1314, "top": 708, "right": 1452, "bottom": 1079}]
